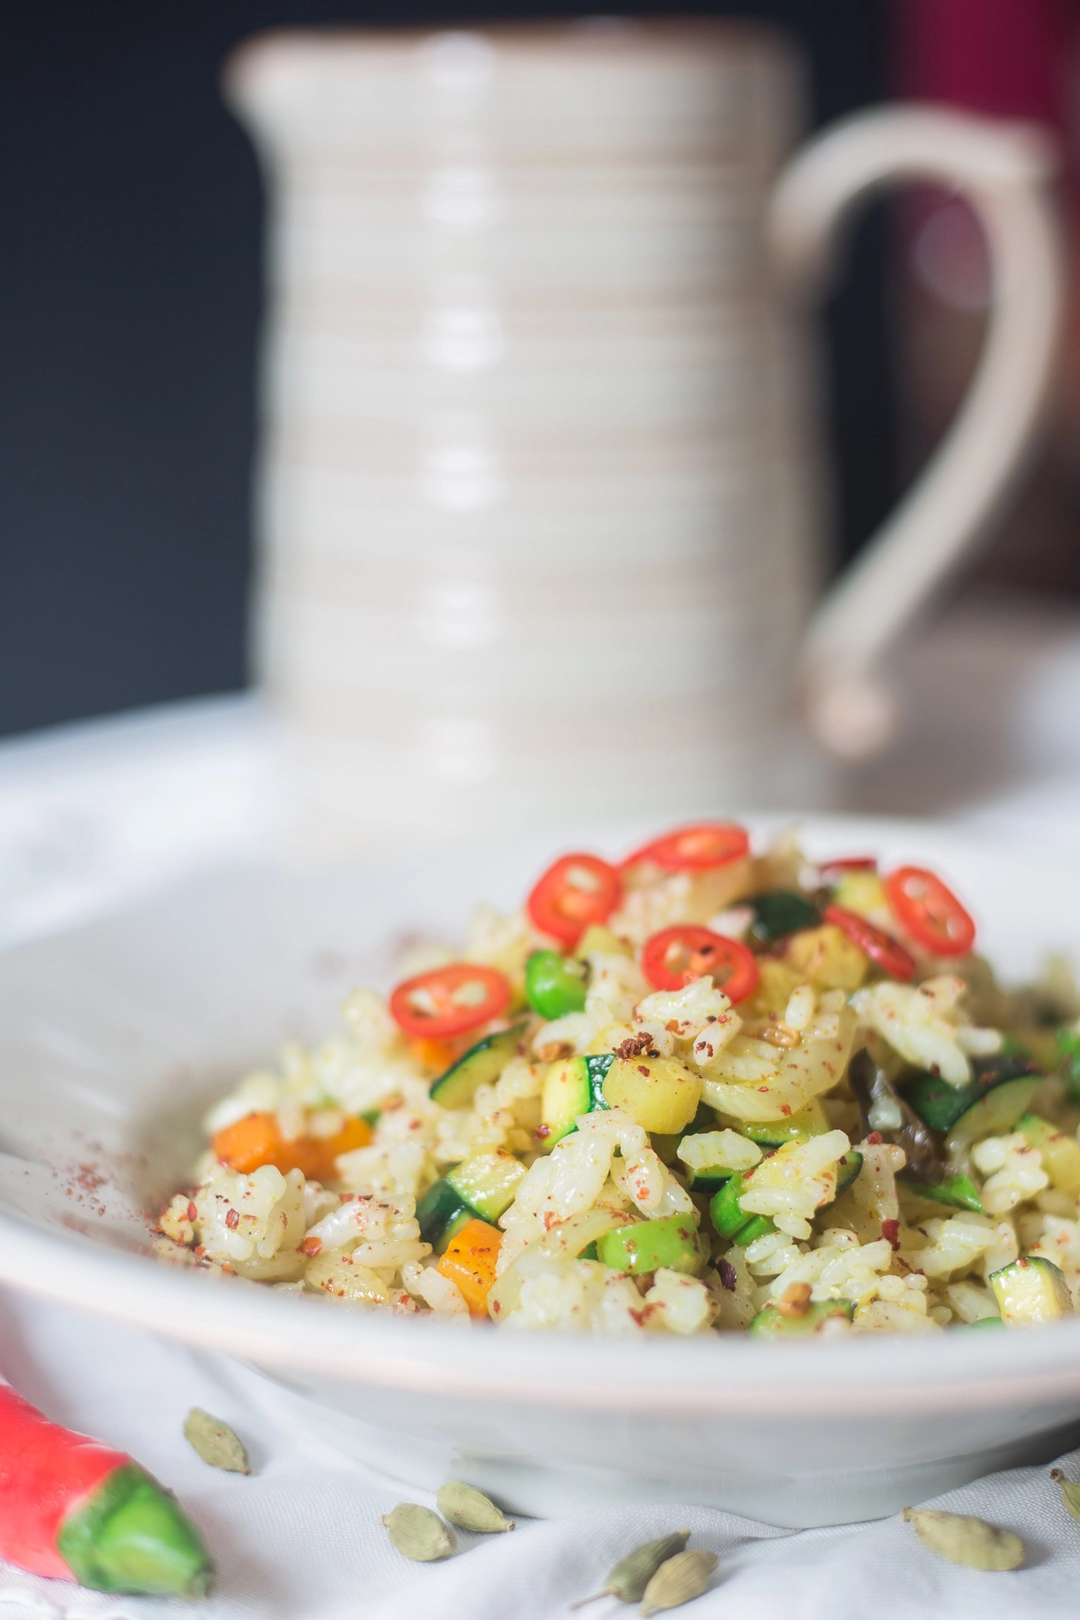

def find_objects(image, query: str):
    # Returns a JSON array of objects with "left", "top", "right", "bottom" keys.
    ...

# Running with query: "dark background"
[{"left": 0, "top": 0, "right": 893, "bottom": 736}]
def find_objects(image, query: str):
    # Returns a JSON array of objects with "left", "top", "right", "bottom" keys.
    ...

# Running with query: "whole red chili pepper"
[{"left": 0, "top": 1378, "right": 212, "bottom": 1597}]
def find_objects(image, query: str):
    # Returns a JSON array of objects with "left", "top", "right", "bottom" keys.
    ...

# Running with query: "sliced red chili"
[
  {"left": 641, "top": 925, "right": 760, "bottom": 1002},
  {"left": 389, "top": 963, "right": 511, "bottom": 1040},
  {"left": 884, "top": 865, "right": 976, "bottom": 958},
  {"left": 526, "top": 852, "right": 621, "bottom": 947},
  {"left": 817, "top": 856, "right": 878, "bottom": 885},
  {"left": 622, "top": 821, "right": 750, "bottom": 873},
  {"left": 823, "top": 904, "right": 917, "bottom": 981}
]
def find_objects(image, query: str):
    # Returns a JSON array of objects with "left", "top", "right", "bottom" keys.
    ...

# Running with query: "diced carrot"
[
  {"left": 212, "top": 1110, "right": 371, "bottom": 1182},
  {"left": 407, "top": 1033, "right": 471, "bottom": 1074},
  {"left": 212, "top": 1112, "right": 282, "bottom": 1174},
  {"left": 436, "top": 1217, "right": 502, "bottom": 1316},
  {"left": 316, "top": 1115, "right": 373, "bottom": 1176},
  {"left": 272, "top": 1137, "right": 324, "bottom": 1180}
]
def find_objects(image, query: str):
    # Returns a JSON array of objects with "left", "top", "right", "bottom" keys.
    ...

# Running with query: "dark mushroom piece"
[{"left": 848, "top": 1048, "right": 949, "bottom": 1185}]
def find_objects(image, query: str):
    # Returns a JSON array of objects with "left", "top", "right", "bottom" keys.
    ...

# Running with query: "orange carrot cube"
[
  {"left": 436, "top": 1218, "right": 502, "bottom": 1316},
  {"left": 212, "top": 1110, "right": 373, "bottom": 1183},
  {"left": 315, "top": 1115, "right": 373, "bottom": 1178},
  {"left": 407, "top": 1034, "right": 471, "bottom": 1074},
  {"left": 211, "top": 1111, "right": 283, "bottom": 1174}
]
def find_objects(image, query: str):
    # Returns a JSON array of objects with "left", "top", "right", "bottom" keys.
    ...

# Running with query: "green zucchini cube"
[
  {"left": 597, "top": 1213, "right": 708, "bottom": 1276},
  {"left": 989, "top": 1256, "right": 1074, "bottom": 1324},
  {"left": 748, "top": 1298, "right": 854, "bottom": 1337}
]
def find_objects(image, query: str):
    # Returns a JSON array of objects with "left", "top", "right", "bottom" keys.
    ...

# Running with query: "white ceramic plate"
[{"left": 3, "top": 814, "right": 1080, "bottom": 1528}]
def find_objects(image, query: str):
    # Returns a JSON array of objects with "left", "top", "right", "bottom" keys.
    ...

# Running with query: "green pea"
[{"left": 525, "top": 950, "right": 588, "bottom": 1019}]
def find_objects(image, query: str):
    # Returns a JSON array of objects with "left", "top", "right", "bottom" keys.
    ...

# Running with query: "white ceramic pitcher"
[{"left": 226, "top": 22, "right": 1062, "bottom": 852}]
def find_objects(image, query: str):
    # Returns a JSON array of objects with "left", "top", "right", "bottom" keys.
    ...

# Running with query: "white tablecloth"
[
  {"left": 4, "top": 1288, "right": 1080, "bottom": 1620},
  {"left": 5, "top": 593, "right": 1080, "bottom": 1619}
]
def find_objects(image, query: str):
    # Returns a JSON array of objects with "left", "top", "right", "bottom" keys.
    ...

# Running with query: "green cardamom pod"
[
  {"left": 639, "top": 1548, "right": 719, "bottom": 1616},
  {"left": 183, "top": 1407, "right": 251, "bottom": 1474},
  {"left": 380, "top": 1503, "right": 456, "bottom": 1562},
  {"left": 570, "top": 1531, "right": 691, "bottom": 1609},
  {"left": 436, "top": 1481, "right": 515, "bottom": 1533},
  {"left": 901, "top": 1507, "right": 1024, "bottom": 1570},
  {"left": 1051, "top": 1467, "right": 1080, "bottom": 1525}
]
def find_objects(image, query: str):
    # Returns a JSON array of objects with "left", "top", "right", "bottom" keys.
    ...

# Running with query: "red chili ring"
[
  {"left": 823, "top": 904, "right": 917, "bottom": 981},
  {"left": 526, "top": 852, "right": 621, "bottom": 948},
  {"left": 621, "top": 821, "right": 750, "bottom": 873},
  {"left": 641, "top": 925, "right": 760, "bottom": 1001},
  {"left": 884, "top": 865, "right": 976, "bottom": 958},
  {"left": 389, "top": 963, "right": 511, "bottom": 1040}
]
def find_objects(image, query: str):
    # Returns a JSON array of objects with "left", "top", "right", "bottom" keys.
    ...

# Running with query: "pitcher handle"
[{"left": 769, "top": 106, "right": 1065, "bottom": 759}]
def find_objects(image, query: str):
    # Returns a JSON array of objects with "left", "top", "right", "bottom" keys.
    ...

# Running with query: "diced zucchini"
[
  {"left": 742, "top": 1099, "right": 831, "bottom": 1147},
  {"left": 745, "top": 957, "right": 803, "bottom": 1020},
  {"left": 900, "top": 1057, "right": 1041, "bottom": 1142},
  {"left": 417, "top": 1149, "right": 526, "bottom": 1250},
  {"left": 685, "top": 1164, "right": 732, "bottom": 1194},
  {"left": 674, "top": 1126, "right": 750, "bottom": 1191},
  {"left": 430, "top": 1023, "right": 527, "bottom": 1110},
  {"left": 660, "top": 1102, "right": 724, "bottom": 1169},
  {"left": 709, "top": 1176, "right": 776, "bottom": 1246},
  {"left": 602, "top": 1054, "right": 702, "bottom": 1134},
  {"left": 415, "top": 1179, "right": 472, "bottom": 1253},
  {"left": 1017, "top": 1113, "right": 1080, "bottom": 1198},
  {"left": 1057, "top": 1025, "right": 1080, "bottom": 1103},
  {"left": 541, "top": 1056, "right": 591, "bottom": 1146},
  {"left": 811, "top": 1150, "right": 862, "bottom": 1221},
  {"left": 712, "top": 1149, "right": 858, "bottom": 1237},
  {"left": 1002, "top": 1028, "right": 1060, "bottom": 1074},
  {"left": 574, "top": 924, "right": 632, "bottom": 960},
  {"left": 748, "top": 1298, "right": 854, "bottom": 1337},
  {"left": 597, "top": 1212, "right": 708, "bottom": 1277},
  {"left": 747, "top": 890, "right": 821, "bottom": 944},
  {"left": 947, "top": 1077, "right": 1044, "bottom": 1152},
  {"left": 540, "top": 1053, "right": 613, "bottom": 1147},
  {"left": 901, "top": 1171, "right": 983, "bottom": 1214},
  {"left": 733, "top": 1215, "right": 775, "bottom": 1246},
  {"left": 955, "top": 1315, "right": 1004, "bottom": 1330},
  {"left": 446, "top": 1150, "right": 526, "bottom": 1222},
  {"left": 584, "top": 1053, "right": 614, "bottom": 1103},
  {"left": 784, "top": 924, "right": 868, "bottom": 992},
  {"left": 989, "top": 1256, "right": 1074, "bottom": 1324},
  {"left": 831, "top": 870, "right": 888, "bottom": 917},
  {"left": 835, "top": 1150, "right": 863, "bottom": 1194},
  {"left": 710, "top": 1173, "right": 752, "bottom": 1239}
]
